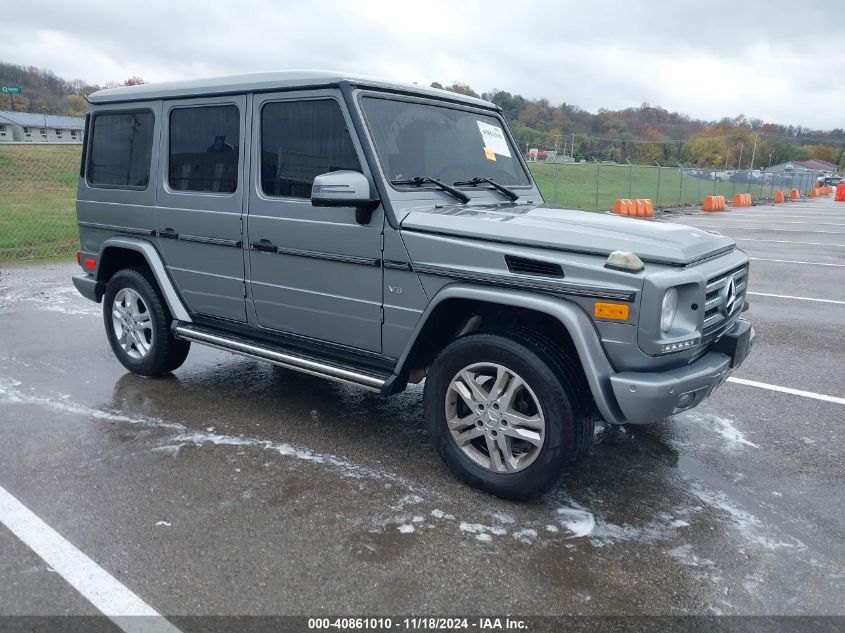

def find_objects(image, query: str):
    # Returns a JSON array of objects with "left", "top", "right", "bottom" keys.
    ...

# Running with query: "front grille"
[{"left": 700, "top": 263, "right": 749, "bottom": 346}]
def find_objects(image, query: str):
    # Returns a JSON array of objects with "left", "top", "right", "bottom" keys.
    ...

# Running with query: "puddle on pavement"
[{"left": 2, "top": 262, "right": 843, "bottom": 614}]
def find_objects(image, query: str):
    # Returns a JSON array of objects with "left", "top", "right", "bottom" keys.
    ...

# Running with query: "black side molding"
[
  {"left": 384, "top": 260, "right": 412, "bottom": 271},
  {"left": 414, "top": 263, "right": 634, "bottom": 302}
]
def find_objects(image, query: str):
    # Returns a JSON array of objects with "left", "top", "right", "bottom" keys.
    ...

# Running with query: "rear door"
[
  {"left": 246, "top": 90, "right": 384, "bottom": 352},
  {"left": 156, "top": 95, "right": 247, "bottom": 322}
]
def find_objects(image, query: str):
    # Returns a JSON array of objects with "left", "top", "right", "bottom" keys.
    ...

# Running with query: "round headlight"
[{"left": 660, "top": 288, "right": 678, "bottom": 333}]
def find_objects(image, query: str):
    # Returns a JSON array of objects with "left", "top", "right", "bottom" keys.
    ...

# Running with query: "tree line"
[
  {"left": 432, "top": 81, "right": 845, "bottom": 170},
  {"left": 0, "top": 62, "right": 145, "bottom": 117},
  {"left": 1, "top": 62, "right": 840, "bottom": 170}
]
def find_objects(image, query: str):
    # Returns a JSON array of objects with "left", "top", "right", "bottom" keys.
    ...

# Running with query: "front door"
[
  {"left": 246, "top": 91, "right": 384, "bottom": 352},
  {"left": 156, "top": 95, "right": 248, "bottom": 322}
]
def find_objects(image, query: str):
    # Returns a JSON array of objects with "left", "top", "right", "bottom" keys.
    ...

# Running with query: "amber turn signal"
[{"left": 594, "top": 302, "right": 629, "bottom": 321}]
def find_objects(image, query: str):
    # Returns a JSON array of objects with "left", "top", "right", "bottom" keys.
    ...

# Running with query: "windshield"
[{"left": 360, "top": 97, "right": 531, "bottom": 188}]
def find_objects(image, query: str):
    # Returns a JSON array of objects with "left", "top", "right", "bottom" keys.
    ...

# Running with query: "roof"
[
  {"left": 794, "top": 159, "right": 838, "bottom": 171},
  {"left": 768, "top": 160, "right": 838, "bottom": 172},
  {"left": 0, "top": 110, "right": 85, "bottom": 129},
  {"left": 87, "top": 71, "right": 497, "bottom": 110}
]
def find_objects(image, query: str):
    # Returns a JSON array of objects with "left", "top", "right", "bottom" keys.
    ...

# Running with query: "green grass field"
[
  {"left": 529, "top": 162, "right": 768, "bottom": 211},
  {"left": 0, "top": 144, "right": 81, "bottom": 261},
  {"left": 0, "top": 145, "right": 800, "bottom": 262}
]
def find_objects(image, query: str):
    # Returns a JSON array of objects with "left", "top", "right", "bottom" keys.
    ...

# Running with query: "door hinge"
[
  {"left": 242, "top": 280, "right": 247, "bottom": 298},
  {"left": 380, "top": 233, "right": 384, "bottom": 252},
  {"left": 380, "top": 307, "right": 385, "bottom": 324}
]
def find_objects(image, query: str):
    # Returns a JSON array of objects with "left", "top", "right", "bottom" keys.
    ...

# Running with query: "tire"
[
  {"left": 103, "top": 267, "right": 190, "bottom": 377},
  {"left": 424, "top": 331, "right": 592, "bottom": 500}
]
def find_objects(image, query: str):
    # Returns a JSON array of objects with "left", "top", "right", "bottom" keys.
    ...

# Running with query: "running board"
[{"left": 174, "top": 324, "right": 388, "bottom": 392}]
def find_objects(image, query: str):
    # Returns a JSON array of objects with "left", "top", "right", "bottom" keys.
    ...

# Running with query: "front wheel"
[
  {"left": 103, "top": 268, "right": 190, "bottom": 377},
  {"left": 424, "top": 332, "right": 592, "bottom": 500}
]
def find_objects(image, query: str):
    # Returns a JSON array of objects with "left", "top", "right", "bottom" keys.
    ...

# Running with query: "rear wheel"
[
  {"left": 424, "top": 332, "right": 592, "bottom": 500},
  {"left": 103, "top": 268, "right": 190, "bottom": 377}
]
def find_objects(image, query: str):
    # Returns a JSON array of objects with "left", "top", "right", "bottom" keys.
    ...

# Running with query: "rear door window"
[{"left": 168, "top": 105, "right": 240, "bottom": 193}]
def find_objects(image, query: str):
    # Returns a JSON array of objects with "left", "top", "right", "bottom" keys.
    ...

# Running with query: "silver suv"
[{"left": 72, "top": 72, "right": 754, "bottom": 499}]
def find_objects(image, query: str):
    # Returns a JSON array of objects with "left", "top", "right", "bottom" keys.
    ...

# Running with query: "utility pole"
[
  {"left": 737, "top": 141, "right": 744, "bottom": 171},
  {"left": 571, "top": 132, "right": 575, "bottom": 160},
  {"left": 749, "top": 134, "right": 758, "bottom": 170}
]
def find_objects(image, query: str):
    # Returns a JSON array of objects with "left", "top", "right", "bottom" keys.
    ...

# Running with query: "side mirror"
[{"left": 311, "top": 170, "right": 380, "bottom": 225}]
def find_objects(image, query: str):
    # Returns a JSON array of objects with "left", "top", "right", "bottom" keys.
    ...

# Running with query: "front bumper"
[
  {"left": 609, "top": 319, "right": 754, "bottom": 424},
  {"left": 72, "top": 273, "right": 105, "bottom": 303}
]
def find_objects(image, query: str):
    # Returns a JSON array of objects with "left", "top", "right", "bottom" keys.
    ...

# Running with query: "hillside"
[
  {"left": 433, "top": 82, "right": 845, "bottom": 170},
  {"left": 0, "top": 62, "right": 100, "bottom": 117},
  {"left": 1, "top": 62, "right": 841, "bottom": 169}
]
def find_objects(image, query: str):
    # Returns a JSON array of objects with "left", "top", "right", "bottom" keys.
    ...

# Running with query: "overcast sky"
[{"left": 1, "top": 0, "right": 842, "bottom": 130}]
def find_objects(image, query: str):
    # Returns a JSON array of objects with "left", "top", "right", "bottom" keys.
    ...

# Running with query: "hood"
[{"left": 399, "top": 203, "right": 735, "bottom": 266}]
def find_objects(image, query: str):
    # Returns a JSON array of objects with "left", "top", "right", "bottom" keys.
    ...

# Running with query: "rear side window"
[
  {"left": 88, "top": 111, "right": 154, "bottom": 188},
  {"left": 261, "top": 99, "right": 361, "bottom": 198},
  {"left": 169, "top": 105, "right": 240, "bottom": 193}
]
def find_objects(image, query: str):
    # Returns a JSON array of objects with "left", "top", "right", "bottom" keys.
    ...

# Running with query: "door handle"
[
  {"left": 250, "top": 239, "right": 278, "bottom": 253},
  {"left": 158, "top": 228, "right": 179, "bottom": 240}
]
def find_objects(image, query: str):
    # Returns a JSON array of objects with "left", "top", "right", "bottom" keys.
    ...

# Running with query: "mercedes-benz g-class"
[{"left": 73, "top": 72, "right": 753, "bottom": 499}]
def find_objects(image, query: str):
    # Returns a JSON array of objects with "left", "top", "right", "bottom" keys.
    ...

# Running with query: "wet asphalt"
[{"left": 0, "top": 195, "right": 843, "bottom": 619}]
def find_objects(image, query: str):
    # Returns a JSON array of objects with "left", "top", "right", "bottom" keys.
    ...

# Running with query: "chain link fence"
[
  {"left": 1, "top": 143, "right": 81, "bottom": 261},
  {"left": 0, "top": 144, "right": 831, "bottom": 262},
  {"left": 528, "top": 160, "right": 825, "bottom": 211}
]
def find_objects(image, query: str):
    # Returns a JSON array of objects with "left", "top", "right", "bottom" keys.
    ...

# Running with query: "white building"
[{"left": 0, "top": 110, "right": 85, "bottom": 143}]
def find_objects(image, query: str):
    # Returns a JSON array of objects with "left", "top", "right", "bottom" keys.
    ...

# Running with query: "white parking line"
[
  {"left": 727, "top": 378, "right": 845, "bottom": 406},
  {"left": 748, "top": 291, "right": 845, "bottom": 305},
  {"left": 692, "top": 225, "right": 845, "bottom": 235},
  {"left": 0, "top": 484, "right": 181, "bottom": 633},
  {"left": 748, "top": 258, "right": 845, "bottom": 268},
  {"left": 682, "top": 218, "right": 845, "bottom": 227},
  {"left": 720, "top": 214, "right": 845, "bottom": 219},
  {"left": 733, "top": 238, "right": 845, "bottom": 247}
]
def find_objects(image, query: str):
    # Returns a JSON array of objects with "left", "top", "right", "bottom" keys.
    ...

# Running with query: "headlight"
[{"left": 660, "top": 288, "right": 678, "bottom": 333}]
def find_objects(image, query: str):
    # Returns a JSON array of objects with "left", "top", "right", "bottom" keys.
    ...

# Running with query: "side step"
[{"left": 174, "top": 324, "right": 389, "bottom": 392}]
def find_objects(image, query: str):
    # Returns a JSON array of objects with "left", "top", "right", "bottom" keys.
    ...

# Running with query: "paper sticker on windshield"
[
  {"left": 483, "top": 147, "right": 496, "bottom": 161},
  {"left": 477, "top": 121, "right": 511, "bottom": 157}
]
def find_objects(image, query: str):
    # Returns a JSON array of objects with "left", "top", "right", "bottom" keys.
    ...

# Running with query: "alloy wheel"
[
  {"left": 112, "top": 288, "right": 154, "bottom": 360},
  {"left": 445, "top": 362, "right": 546, "bottom": 473}
]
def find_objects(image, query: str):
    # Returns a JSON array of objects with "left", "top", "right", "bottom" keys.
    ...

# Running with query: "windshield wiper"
[
  {"left": 390, "top": 177, "right": 470, "bottom": 204},
  {"left": 453, "top": 177, "right": 519, "bottom": 202}
]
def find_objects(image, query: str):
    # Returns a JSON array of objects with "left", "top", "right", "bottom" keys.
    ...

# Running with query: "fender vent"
[{"left": 504, "top": 255, "right": 564, "bottom": 278}]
